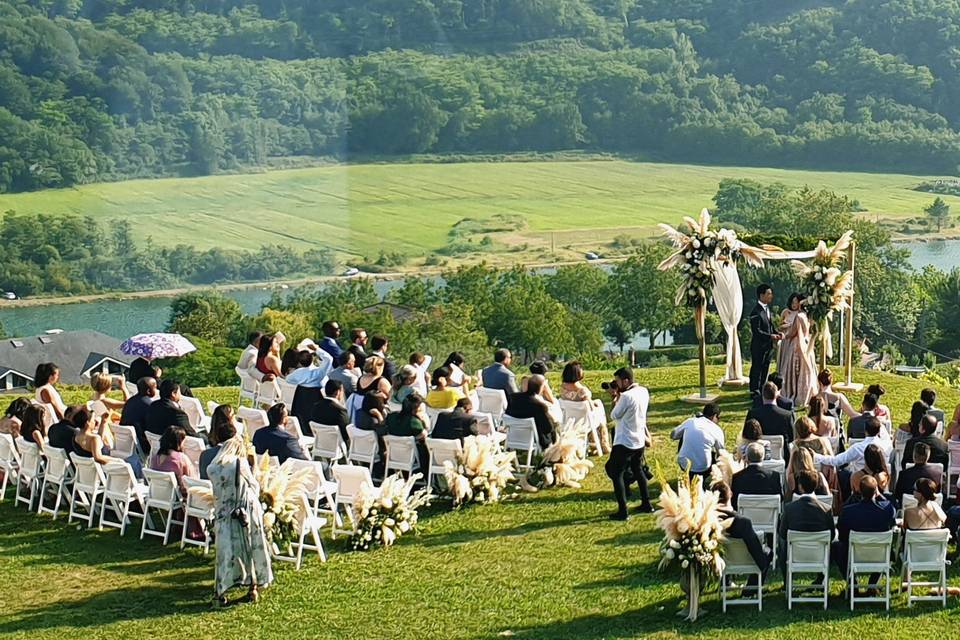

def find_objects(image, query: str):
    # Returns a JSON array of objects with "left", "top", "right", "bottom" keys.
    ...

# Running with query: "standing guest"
[
  {"left": 850, "top": 444, "right": 890, "bottom": 497},
  {"left": 505, "top": 374, "right": 556, "bottom": 449},
  {"left": 356, "top": 393, "right": 387, "bottom": 434},
  {"left": 127, "top": 355, "right": 160, "bottom": 386},
  {"left": 833, "top": 476, "right": 896, "bottom": 586},
  {"left": 785, "top": 447, "right": 830, "bottom": 499},
  {"left": 893, "top": 443, "right": 942, "bottom": 506},
  {"left": 144, "top": 379, "right": 203, "bottom": 444},
  {"left": 432, "top": 397, "right": 480, "bottom": 441},
  {"left": 425, "top": 367, "right": 465, "bottom": 410},
  {"left": 903, "top": 478, "right": 947, "bottom": 530},
  {"left": 559, "top": 360, "right": 611, "bottom": 454},
  {"left": 714, "top": 480, "right": 772, "bottom": 587},
  {"left": 19, "top": 404, "right": 48, "bottom": 449},
  {"left": 312, "top": 380, "right": 350, "bottom": 445},
  {"left": 121, "top": 377, "right": 158, "bottom": 454},
  {"left": 90, "top": 372, "right": 131, "bottom": 421},
  {"left": 735, "top": 418, "right": 771, "bottom": 462},
  {"left": 847, "top": 394, "right": 881, "bottom": 440},
  {"left": 922, "top": 388, "right": 945, "bottom": 427},
  {"left": 868, "top": 384, "right": 893, "bottom": 432},
  {"left": 745, "top": 382, "right": 794, "bottom": 444},
  {"left": 328, "top": 351, "right": 360, "bottom": 397},
  {"left": 391, "top": 365, "right": 419, "bottom": 405},
  {"left": 0, "top": 398, "right": 30, "bottom": 439},
  {"left": 482, "top": 349, "right": 519, "bottom": 394},
  {"left": 200, "top": 405, "right": 238, "bottom": 480},
  {"left": 252, "top": 404, "right": 308, "bottom": 464},
  {"left": 284, "top": 348, "right": 334, "bottom": 389},
  {"left": 814, "top": 417, "right": 893, "bottom": 502},
  {"left": 385, "top": 393, "right": 430, "bottom": 473},
  {"left": 903, "top": 414, "right": 950, "bottom": 468},
  {"left": 409, "top": 352, "right": 433, "bottom": 398},
  {"left": 255, "top": 333, "right": 283, "bottom": 379},
  {"left": 48, "top": 405, "right": 80, "bottom": 454},
  {"left": 807, "top": 395, "right": 838, "bottom": 438},
  {"left": 670, "top": 403, "right": 725, "bottom": 482},
  {"left": 370, "top": 336, "right": 396, "bottom": 386},
  {"left": 347, "top": 328, "right": 368, "bottom": 370},
  {"left": 731, "top": 443, "right": 783, "bottom": 508},
  {"left": 778, "top": 470, "right": 835, "bottom": 573},
  {"left": 149, "top": 426, "right": 198, "bottom": 495},
  {"left": 748, "top": 284, "right": 781, "bottom": 398},
  {"left": 237, "top": 331, "right": 263, "bottom": 379},
  {"left": 34, "top": 362, "right": 67, "bottom": 419},
  {"left": 208, "top": 435, "right": 273, "bottom": 606},
  {"left": 521, "top": 361, "right": 556, "bottom": 404},
  {"left": 604, "top": 367, "right": 652, "bottom": 520},
  {"left": 319, "top": 321, "right": 343, "bottom": 361},
  {"left": 442, "top": 352, "right": 470, "bottom": 388}
]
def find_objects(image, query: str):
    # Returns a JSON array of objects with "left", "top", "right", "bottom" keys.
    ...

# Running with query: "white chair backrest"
[
  {"left": 18, "top": 441, "right": 42, "bottom": 479},
  {"left": 473, "top": 411, "right": 496, "bottom": 436},
  {"left": 207, "top": 401, "right": 221, "bottom": 416},
  {"left": 309, "top": 422, "right": 344, "bottom": 458},
  {"left": 112, "top": 425, "right": 138, "bottom": 460},
  {"left": 44, "top": 446, "right": 71, "bottom": 482},
  {"left": 558, "top": 398, "right": 591, "bottom": 422},
  {"left": 736, "top": 494, "right": 780, "bottom": 527},
  {"left": 285, "top": 416, "right": 306, "bottom": 440},
  {"left": 178, "top": 396, "right": 207, "bottom": 429},
  {"left": 332, "top": 464, "right": 372, "bottom": 501},
  {"left": 849, "top": 530, "right": 893, "bottom": 565},
  {"left": 0, "top": 433, "right": 21, "bottom": 466},
  {"left": 723, "top": 538, "right": 758, "bottom": 569},
  {"left": 257, "top": 379, "right": 280, "bottom": 405},
  {"left": 283, "top": 458, "right": 324, "bottom": 495},
  {"left": 903, "top": 528, "right": 950, "bottom": 566},
  {"left": 70, "top": 453, "right": 104, "bottom": 490},
  {"left": 181, "top": 436, "right": 205, "bottom": 468},
  {"left": 759, "top": 459, "right": 786, "bottom": 475},
  {"left": 103, "top": 461, "right": 137, "bottom": 496},
  {"left": 237, "top": 406, "right": 269, "bottom": 437},
  {"left": 503, "top": 415, "right": 537, "bottom": 450},
  {"left": 347, "top": 425, "right": 378, "bottom": 460},
  {"left": 901, "top": 492, "right": 944, "bottom": 510},
  {"left": 183, "top": 476, "right": 213, "bottom": 511},
  {"left": 236, "top": 367, "right": 259, "bottom": 394},
  {"left": 766, "top": 435, "right": 785, "bottom": 461},
  {"left": 277, "top": 378, "right": 297, "bottom": 408},
  {"left": 143, "top": 468, "right": 181, "bottom": 503},
  {"left": 124, "top": 380, "right": 138, "bottom": 397},
  {"left": 425, "top": 437, "right": 462, "bottom": 468},
  {"left": 384, "top": 435, "right": 417, "bottom": 466},
  {"left": 476, "top": 387, "right": 508, "bottom": 419},
  {"left": 424, "top": 407, "right": 443, "bottom": 431},
  {"left": 787, "top": 529, "right": 832, "bottom": 564}
]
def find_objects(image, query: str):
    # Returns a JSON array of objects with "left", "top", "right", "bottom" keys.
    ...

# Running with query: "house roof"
[
  {"left": 0, "top": 330, "right": 134, "bottom": 385},
  {"left": 359, "top": 302, "right": 417, "bottom": 322}
]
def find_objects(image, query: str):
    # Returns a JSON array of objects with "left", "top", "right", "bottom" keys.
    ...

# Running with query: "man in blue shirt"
[
  {"left": 319, "top": 321, "right": 343, "bottom": 361},
  {"left": 285, "top": 348, "right": 334, "bottom": 388}
]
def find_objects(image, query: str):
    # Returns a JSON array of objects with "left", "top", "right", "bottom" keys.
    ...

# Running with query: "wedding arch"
[{"left": 658, "top": 210, "right": 859, "bottom": 401}]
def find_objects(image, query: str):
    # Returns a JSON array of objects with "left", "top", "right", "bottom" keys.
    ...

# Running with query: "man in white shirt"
[
  {"left": 670, "top": 403, "right": 725, "bottom": 481},
  {"left": 604, "top": 367, "right": 652, "bottom": 520},
  {"left": 813, "top": 417, "right": 892, "bottom": 501},
  {"left": 237, "top": 331, "right": 265, "bottom": 382}
]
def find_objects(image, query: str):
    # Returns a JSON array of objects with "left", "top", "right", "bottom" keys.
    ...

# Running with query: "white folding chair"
[
  {"left": 237, "top": 406, "right": 269, "bottom": 439},
  {"left": 346, "top": 425, "right": 379, "bottom": 473},
  {"left": 425, "top": 437, "right": 462, "bottom": 492},
  {"left": 384, "top": 435, "right": 420, "bottom": 479},
  {"left": 256, "top": 378, "right": 280, "bottom": 407},
  {"left": 424, "top": 408, "right": 442, "bottom": 434},
  {"left": 284, "top": 458, "right": 340, "bottom": 534},
  {"left": 271, "top": 494, "right": 327, "bottom": 570},
  {"left": 901, "top": 493, "right": 944, "bottom": 511},
  {"left": 277, "top": 378, "right": 298, "bottom": 409},
  {"left": 112, "top": 425, "right": 141, "bottom": 462},
  {"left": 947, "top": 440, "right": 960, "bottom": 492},
  {"left": 285, "top": 416, "right": 314, "bottom": 456},
  {"left": 0, "top": 433, "right": 21, "bottom": 501},
  {"left": 145, "top": 431, "right": 162, "bottom": 457},
  {"left": 559, "top": 399, "right": 603, "bottom": 456},
  {"left": 181, "top": 436, "right": 206, "bottom": 470},
  {"left": 37, "top": 446, "right": 73, "bottom": 519},
  {"left": 760, "top": 459, "right": 786, "bottom": 487},
  {"left": 502, "top": 415, "right": 540, "bottom": 471},
  {"left": 100, "top": 462, "right": 148, "bottom": 535},
  {"left": 737, "top": 494, "right": 781, "bottom": 567},
  {"left": 786, "top": 529, "right": 831, "bottom": 609},
  {"left": 236, "top": 367, "right": 260, "bottom": 406},
  {"left": 15, "top": 440, "right": 43, "bottom": 510},
  {"left": 847, "top": 530, "right": 894, "bottom": 610},
  {"left": 901, "top": 528, "right": 951, "bottom": 607},
  {"left": 68, "top": 454, "right": 105, "bottom": 527},
  {"left": 181, "top": 477, "right": 214, "bottom": 553},
  {"left": 206, "top": 401, "right": 221, "bottom": 417},
  {"left": 309, "top": 421, "right": 348, "bottom": 464},
  {"left": 720, "top": 538, "right": 763, "bottom": 611},
  {"left": 473, "top": 411, "right": 506, "bottom": 447},
  {"left": 141, "top": 468, "right": 184, "bottom": 545},
  {"left": 178, "top": 396, "right": 211, "bottom": 434},
  {"left": 476, "top": 387, "right": 508, "bottom": 426},
  {"left": 765, "top": 435, "right": 785, "bottom": 461},
  {"left": 331, "top": 464, "right": 373, "bottom": 538}
]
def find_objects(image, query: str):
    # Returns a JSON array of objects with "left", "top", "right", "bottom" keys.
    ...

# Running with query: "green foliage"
[
  {"left": 607, "top": 243, "right": 686, "bottom": 348},
  {"left": 166, "top": 291, "right": 244, "bottom": 345},
  {"left": 155, "top": 339, "right": 242, "bottom": 387},
  {"left": 924, "top": 197, "right": 951, "bottom": 231}
]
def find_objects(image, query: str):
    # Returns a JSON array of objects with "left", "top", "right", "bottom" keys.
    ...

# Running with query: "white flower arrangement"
[
  {"left": 350, "top": 473, "right": 431, "bottom": 551},
  {"left": 655, "top": 466, "right": 729, "bottom": 577},
  {"left": 254, "top": 455, "right": 312, "bottom": 556},
  {"left": 443, "top": 435, "right": 519, "bottom": 507},
  {"left": 525, "top": 419, "right": 595, "bottom": 490},
  {"left": 790, "top": 230, "right": 854, "bottom": 324}
]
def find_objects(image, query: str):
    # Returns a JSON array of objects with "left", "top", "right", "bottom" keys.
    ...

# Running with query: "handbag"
[{"left": 230, "top": 459, "right": 250, "bottom": 528}]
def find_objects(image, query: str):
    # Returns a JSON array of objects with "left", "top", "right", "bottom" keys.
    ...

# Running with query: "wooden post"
[
  {"left": 835, "top": 240, "right": 863, "bottom": 393},
  {"left": 697, "top": 302, "right": 707, "bottom": 398}
]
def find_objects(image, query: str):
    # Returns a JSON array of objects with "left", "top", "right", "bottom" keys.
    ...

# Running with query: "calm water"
[{"left": 0, "top": 240, "right": 953, "bottom": 342}]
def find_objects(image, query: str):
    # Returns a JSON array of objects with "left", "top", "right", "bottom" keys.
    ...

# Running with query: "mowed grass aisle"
[{"left": 2, "top": 365, "right": 959, "bottom": 640}]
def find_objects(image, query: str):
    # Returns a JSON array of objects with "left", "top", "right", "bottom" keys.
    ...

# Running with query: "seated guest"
[
  {"left": 35, "top": 362, "right": 67, "bottom": 419},
  {"left": 312, "top": 380, "right": 350, "bottom": 445},
  {"left": 347, "top": 327, "right": 368, "bottom": 370},
  {"left": 816, "top": 369, "right": 860, "bottom": 419},
  {"left": 898, "top": 400, "right": 930, "bottom": 441},
  {"left": 48, "top": 405, "right": 81, "bottom": 454},
  {"left": 894, "top": 442, "right": 942, "bottom": 506},
  {"left": 442, "top": 352, "right": 470, "bottom": 389},
  {"left": 714, "top": 480, "right": 772, "bottom": 586},
  {"left": 793, "top": 416, "right": 833, "bottom": 456},
  {"left": 833, "top": 476, "right": 895, "bottom": 582},
  {"left": 814, "top": 417, "right": 892, "bottom": 502},
  {"left": 409, "top": 352, "right": 432, "bottom": 398},
  {"left": 279, "top": 348, "right": 300, "bottom": 377},
  {"left": 19, "top": 404, "right": 48, "bottom": 450},
  {"left": 922, "top": 388, "right": 945, "bottom": 427},
  {"left": 745, "top": 382, "right": 794, "bottom": 444},
  {"left": 255, "top": 333, "right": 283, "bottom": 379},
  {"left": 89, "top": 372, "right": 131, "bottom": 422},
  {"left": 481, "top": 348, "right": 519, "bottom": 394},
  {"left": 370, "top": 336, "right": 396, "bottom": 385},
  {"left": 807, "top": 395, "right": 839, "bottom": 438},
  {"left": 521, "top": 361, "right": 555, "bottom": 404},
  {"left": 851, "top": 444, "right": 890, "bottom": 497},
  {"left": 120, "top": 377, "right": 158, "bottom": 453},
  {"left": 356, "top": 393, "right": 387, "bottom": 435},
  {"left": 200, "top": 405, "right": 237, "bottom": 480},
  {"left": 328, "top": 351, "right": 360, "bottom": 397},
  {"left": 903, "top": 414, "right": 949, "bottom": 468},
  {"left": 144, "top": 379, "right": 203, "bottom": 446},
  {"left": 751, "top": 373, "right": 795, "bottom": 413},
  {"left": 903, "top": 477, "right": 946, "bottom": 531},
  {"left": 385, "top": 393, "right": 430, "bottom": 472},
  {"left": 731, "top": 442, "right": 782, "bottom": 508},
  {"left": 237, "top": 331, "right": 263, "bottom": 380},
  {"left": 868, "top": 384, "right": 893, "bottom": 432},
  {"left": 391, "top": 365, "right": 419, "bottom": 405},
  {"left": 947, "top": 403, "right": 960, "bottom": 441},
  {"left": 670, "top": 403, "right": 725, "bottom": 481},
  {"left": 432, "top": 397, "right": 480, "bottom": 441},
  {"left": 506, "top": 374, "right": 557, "bottom": 449},
  {"left": 149, "top": 426, "right": 198, "bottom": 494},
  {"left": 0, "top": 398, "right": 30, "bottom": 438},
  {"left": 319, "top": 321, "right": 343, "bottom": 361},
  {"left": 559, "top": 360, "right": 610, "bottom": 454},
  {"left": 126, "top": 355, "right": 160, "bottom": 386},
  {"left": 252, "top": 404, "right": 308, "bottom": 464},
  {"left": 72, "top": 406, "right": 143, "bottom": 476},
  {"left": 425, "top": 367, "right": 465, "bottom": 410},
  {"left": 785, "top": 447, "right": 830, "bottom": 500},
  {"left": 734, "top": 418, "right": 771, "bottom": 462},
  {"left": 847, "top": 393, "right": 880, "bottom": 440},
  {"left": 356, "top": 356, "right": 392, "bottom": 399},
  {"left": 778, "top": 470, "right": 835, "bottom": 573}
]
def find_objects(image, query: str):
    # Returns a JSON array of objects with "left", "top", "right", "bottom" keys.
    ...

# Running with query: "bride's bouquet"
[
  {"left": 443, "top": 435, "right": 518, "bottom": 506},
  {"left": 350, "top": 473, "right": 431, "bottom": 551}
]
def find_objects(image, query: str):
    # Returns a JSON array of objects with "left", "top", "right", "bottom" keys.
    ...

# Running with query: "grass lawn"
[
  {"left": 0, "top": 159, "right": 952, "bottom": 260},
  {"left": 2, "top": 365, "right": 959, "bottom": 640}
]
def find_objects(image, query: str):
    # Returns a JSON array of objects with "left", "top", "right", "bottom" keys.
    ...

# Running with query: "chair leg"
[
  {"left": 98, "top": 495, "right": 108, "bottom": 531},
  {"left": 140, "top": 505, "right": 150, "bottom": 540},
  {"left": 52, "top": 482, "right": 64, "bottom": 520}
]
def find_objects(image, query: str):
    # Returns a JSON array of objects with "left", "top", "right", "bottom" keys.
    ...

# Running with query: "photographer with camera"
[{"left": 604, "top": 367, "right": 653, "bottom": 520}]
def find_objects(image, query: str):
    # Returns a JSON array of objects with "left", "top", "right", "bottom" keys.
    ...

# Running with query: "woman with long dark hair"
[
  {"left": 777, "top": 292, "right": 818, "bottom": 406},
  {"left": 34, "top": 362, "right": 66, "bottom": 419}
]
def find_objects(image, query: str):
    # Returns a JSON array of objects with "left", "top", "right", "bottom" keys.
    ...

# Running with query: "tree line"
[{"left": 5, "top": 0, "right": 960, "bottom": 193}]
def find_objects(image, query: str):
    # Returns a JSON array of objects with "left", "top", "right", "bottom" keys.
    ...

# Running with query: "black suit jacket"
[
  {"left": 348, "top": 345, "right": 367, "bottom": 370},
  {"left": 837, "top": 498, "right": 896, "bottom": 546},
  {"left": 311, "top": 398, "right": 350, "bottom": 443},
  {"left": 144, "top": 398, "right": 199, "bottom": 443},
  {"left": 432, "top": 410, "right": 479, "bottom": 441},
  {"left": 893, "top": 462, "right": 943, "bottom": 505},
  {"left": 506, "top": 393, "right": 555, "bottom": 449},
  {"left": 126, "top": 357, "right": 153, "bottom": 383},
  {"left": 47, "top": 420, "right": 78, "bottom": 454},
  {"left": 778, "top": 495, "right": 835, "bottom": 540},
  {"left": 749, "top": 303, "right": 775, "bottom": 356},
  {"left": 120, "top": 394, "right": 154, "bottom": 452},
  {"left": 903, "top": 435, "right": 950, "bottom": 468},
  {"left": 252, "top": 424, "right": 308, "bottom": 464},
  {"left": 847, "top": 412, "right": 874, "bottom": 440},
  {"left": 731, "top": 464, "right": 783, "bottom": 508},
  {"left": 745, "top": 403, "right": 794, "bottom": 443}
]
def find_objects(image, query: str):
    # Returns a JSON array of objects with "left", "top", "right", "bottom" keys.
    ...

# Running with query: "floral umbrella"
[{"left": 120, "top": 333, "right": 196, "bottom": 359}]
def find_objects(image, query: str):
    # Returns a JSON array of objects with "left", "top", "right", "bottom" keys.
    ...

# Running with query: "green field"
[
  {"left": 2, "top": 366, "right": 959, "bottom": 640},
  {"left": 0, "top": 159, "right": 953, "bottom": 260}
]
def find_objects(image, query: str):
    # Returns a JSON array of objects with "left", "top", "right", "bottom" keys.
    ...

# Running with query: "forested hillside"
[{"left": 3, "top": 0, "right": 960, "bottom": 192}]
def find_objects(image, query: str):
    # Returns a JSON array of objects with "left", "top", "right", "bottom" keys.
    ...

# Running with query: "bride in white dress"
[{"left": 777, "top": 293, "right": 819, "bottom": 407}]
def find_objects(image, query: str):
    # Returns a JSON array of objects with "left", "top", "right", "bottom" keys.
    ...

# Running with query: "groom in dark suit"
[{"left": 748, "top": 284, "right": 781, "bottom": 398}]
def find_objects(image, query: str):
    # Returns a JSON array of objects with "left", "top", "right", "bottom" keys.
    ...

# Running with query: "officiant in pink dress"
[{"left": 777, "top": 293, "right": 819, "bottom": 408}]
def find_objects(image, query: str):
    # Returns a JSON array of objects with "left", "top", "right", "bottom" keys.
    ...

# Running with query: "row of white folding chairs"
[{"left": 236, "top": 367, "right": 297, "bottom": 409}]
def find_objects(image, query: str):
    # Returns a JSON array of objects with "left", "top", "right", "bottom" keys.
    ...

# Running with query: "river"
[{"left": 0, "top": 240, "right": 955, "bottom": 342}]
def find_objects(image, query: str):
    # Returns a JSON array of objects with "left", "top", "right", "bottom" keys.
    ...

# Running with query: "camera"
[{"left": 601, "top": 380, "right": 618, "bottom": 391}]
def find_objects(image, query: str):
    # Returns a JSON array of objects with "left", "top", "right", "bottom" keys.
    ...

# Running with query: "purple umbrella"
[{"left": 120, "top": 333, "right": 196, "bottom": 359}]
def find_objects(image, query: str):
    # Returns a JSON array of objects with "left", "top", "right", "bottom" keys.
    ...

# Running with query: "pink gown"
[{"left": 778, "top": 310, "right": 819, "bottom": 408}]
